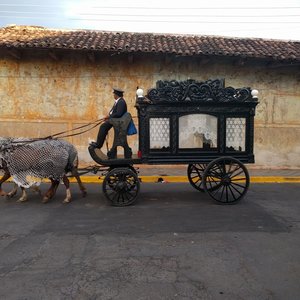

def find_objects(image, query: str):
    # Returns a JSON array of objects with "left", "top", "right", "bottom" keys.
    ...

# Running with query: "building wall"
[{"left": 0, "top": 50, "right": 299, "bottom": 168}]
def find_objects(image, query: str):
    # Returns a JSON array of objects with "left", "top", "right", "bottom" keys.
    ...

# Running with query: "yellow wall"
[{"left": 0, "top": 51, "right": 299, "bottom": 168}]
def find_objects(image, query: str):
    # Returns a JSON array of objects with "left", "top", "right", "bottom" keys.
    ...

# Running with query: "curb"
[
  {"left": 69, "top": 176, "right": 300, "bottom": 184},
  {"left": 5, "top": 176, "right": 300, "bottom": 184}
]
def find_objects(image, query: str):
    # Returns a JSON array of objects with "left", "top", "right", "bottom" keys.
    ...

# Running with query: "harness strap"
[
  {"left": 67, "top": 165, "right": 107, "bottom": 177},
  {"left": 55, "top": 119, "right": 104, "bottom": 139},
  {"left": 45, "top": 118, "right": 106, "bottom": 139},
  {"left": 8, "top": 116, "right": 137, "bottom": 147}
]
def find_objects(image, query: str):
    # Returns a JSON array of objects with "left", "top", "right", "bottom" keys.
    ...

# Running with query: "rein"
[
  {"left": 7, "top": 114, "right": 138, "bottom": 147},
  {"left": 44, "top": 115, "right": 137, "bottom": 140},
  {"left": 44, "top": 118, "right": 106, "bottom": 139},
  {"left": 8, "top": 118, "right": 106, "bottom": 145}
]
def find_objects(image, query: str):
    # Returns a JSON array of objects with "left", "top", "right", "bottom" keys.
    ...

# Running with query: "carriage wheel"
[
  {"left": 203, "top": 157, "right": 250, "bottom": 204},
  {"left": 187, "top": 164, "right": 207, "bottom": 192},
  {"left": 102, "top": 167, "right": 140, "bottom": 206}
]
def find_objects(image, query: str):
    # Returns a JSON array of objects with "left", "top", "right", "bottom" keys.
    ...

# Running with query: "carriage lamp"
[
  {"left": 136, "top": 88, "right": 144, "bottom": 98},
  {"left": 251, "top": 89, "right": 259, "bottom": 98}
]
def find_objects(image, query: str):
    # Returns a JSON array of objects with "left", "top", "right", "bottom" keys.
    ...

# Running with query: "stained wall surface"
[{"left": 0, "top": 51, "right": 299, "bottom": 168}]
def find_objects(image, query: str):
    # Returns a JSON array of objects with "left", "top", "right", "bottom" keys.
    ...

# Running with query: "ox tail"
[
  {"left": 65, "top": 145, "right": 87, "bottom": 197},
  {"left": 65, "top": 145, "right": 79, "bottom": 174}
]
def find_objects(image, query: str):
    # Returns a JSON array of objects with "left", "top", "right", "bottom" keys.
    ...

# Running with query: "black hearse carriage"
[{"left": 89, "top": 78, "right": 259, "bottom": 206}]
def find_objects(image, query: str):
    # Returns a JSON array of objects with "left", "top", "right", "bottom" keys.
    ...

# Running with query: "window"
[
  {"left": 179, "top": 114, "right": 217, "bottom": 149},
  {"left": 150, "top": 118, "right": 170, "bottom": 149},
  {"left": 226, "top": 118, "right": 246, "bottom": 151}
]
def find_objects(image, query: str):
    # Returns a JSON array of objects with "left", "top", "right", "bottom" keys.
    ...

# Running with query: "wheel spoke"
[
  {"left": 126, "top": 190, "right": 136, "bottom": 197},
  {"left": 211, "top": 182, "right": 224, "bottom": 195},
  {"left": 228, "top": 184, "right": 238, "bottom": 201},
  {"left": 230, "top": 169, "right": 245, "bottom": 178},
  {"left": 225, "top": 186, "right": 229, "bottom": 202},
  {"left": 229, "top": 183, "right": 243, "bottom": 196},
  {"left": 111, "top": 191, "right": 120, "bottom": 202},
  {"left": 227, "top": 164, "right": 240, "bottom": 176},
  {"left": 187, "top": 164, "right": 207, "bottom": 192},
  {"left": 227, "top": 160, "right": 233, "bottom": 175},
  {"left": 231, "top": 177, "right": 247, "bottom": 182},
  {"left": 208, "top": 171, "right": 222, "bottom": 179},
  {"left": 207, "top": 177, "right": 215, "bottom": 191},
  {"left": 207, "top": 175, "right": 220, "bottom": 187},
  {"left": 218, "top": 184, "right": 225, "bottom": 200},
  {"left": 219, "top": 161, "right": 226, "bottom": 176},
  {"left": 231, "top": 181, "right": 247, "bottom": 189},
  {"left": 192, "top": 177, "right": 201, "bottom": 184},
  {"left": 106, "top": 190, "right": 116, "bottom": 198}
]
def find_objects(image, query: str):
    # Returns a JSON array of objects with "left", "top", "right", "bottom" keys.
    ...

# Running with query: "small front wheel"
[
  {"left": 203, "top": 157, "right": 250, "bottom": 204},
  {"left": 102, "top": 167, "right": 140, "bottom": 206}
]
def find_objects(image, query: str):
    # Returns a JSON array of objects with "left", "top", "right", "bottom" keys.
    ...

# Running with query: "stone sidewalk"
[{"left": 135, "top": 164, "right": 300, "bottom": 177}]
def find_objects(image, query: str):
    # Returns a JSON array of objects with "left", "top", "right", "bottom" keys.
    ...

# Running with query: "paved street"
[{"left": 0, "top": 182, "right": 299, "bottom": 300}]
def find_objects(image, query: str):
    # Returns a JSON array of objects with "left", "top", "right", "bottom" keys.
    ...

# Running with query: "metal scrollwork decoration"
[{"left": 146, "top": 78, "right": 254, "bottom": 103}]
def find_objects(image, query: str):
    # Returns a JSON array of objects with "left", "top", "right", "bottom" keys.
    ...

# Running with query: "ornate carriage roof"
[{"left": 146, "top": 79, "right": 257, "bottom": 103}]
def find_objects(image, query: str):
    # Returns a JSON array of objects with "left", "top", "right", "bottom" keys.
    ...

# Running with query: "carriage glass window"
[
  {"left": 150, "top": 118, "right": 170, "bottom": 150},
  {"left": 226, "top": 118, "right": 246, "bottom": 151},
  {"left": 179, "top": 114, "right": 218, "bottom": 149}
]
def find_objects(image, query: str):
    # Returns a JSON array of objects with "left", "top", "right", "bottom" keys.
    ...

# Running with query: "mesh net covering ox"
[{"left": 0, "top": 138, "right": 78, "bottom": 188}]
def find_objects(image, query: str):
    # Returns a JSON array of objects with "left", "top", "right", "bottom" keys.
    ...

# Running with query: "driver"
[{"left": 90, "top": 88, "right": 127, "bottom": 150}]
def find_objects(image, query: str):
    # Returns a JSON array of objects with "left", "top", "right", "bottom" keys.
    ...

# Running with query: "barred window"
[
  {"left": 226, "top": 118, "right": 246, "bottom": 151},
  {"left": 150, "top": 118, "right": 170, "bottom": 149}
]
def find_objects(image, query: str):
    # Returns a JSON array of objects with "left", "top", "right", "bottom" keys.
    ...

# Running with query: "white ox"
[{"left": 0, "top": 137, "right": 86, "bottom": 203}]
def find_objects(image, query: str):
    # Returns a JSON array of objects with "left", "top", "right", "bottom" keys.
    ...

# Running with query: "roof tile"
[{"left": 0, "top": 25, "right": 299, "bottom": 62}]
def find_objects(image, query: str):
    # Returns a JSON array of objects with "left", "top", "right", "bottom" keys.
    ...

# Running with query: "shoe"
[{"left": 89, "top": 142, "right": 100, "bottom": 148}]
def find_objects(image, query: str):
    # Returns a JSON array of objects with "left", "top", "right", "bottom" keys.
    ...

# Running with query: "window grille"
[
  {"left": 150, "top": 118, "right": 170, "bottom": 149},
  {"left": 226, "top": 118, "right": 246, "bottom": 151}
]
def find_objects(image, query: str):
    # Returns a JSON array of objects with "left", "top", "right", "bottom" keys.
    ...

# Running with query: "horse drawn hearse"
[{"left": 89, "top": 78, "right": 259, "bottom": 206}]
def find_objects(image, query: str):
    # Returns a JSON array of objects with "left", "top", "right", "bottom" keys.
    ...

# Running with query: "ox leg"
[
  {"left": 6, "top": 183, "right": 18, "bottom": 198},
  {"left": 42, "top": 179, "right": 59, "bottom": 203},
  {"left": 72, "top": 169, "right": 87, "bottom": 197},
  {"left": 62, "top": 175, "right": 72, "bottom": 203},
  {"left": 0, "top": 171, "right": 11, "bottom": 196},
  {"left": 17, "top": 187, "right": 28, "bottom": 202}
]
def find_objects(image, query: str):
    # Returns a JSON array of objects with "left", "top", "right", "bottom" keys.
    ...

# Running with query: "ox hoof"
[
  {"left": 82, "top": 190, "right": 87, "bottom": 198},
  {"left": 62, "top": 198, "right": 71, "bottom": 204},
  {"left": 17, "top": 197, "right": 28, "bottom": 203},
  {"left": 7, "top": 191, "right": 17, "bottom": 198},
  {"left": 0, "top": 190, "right": 7, "bottom": 197},
  {"left": 42, "top": 197, "right": 50, "bottom": 204}
]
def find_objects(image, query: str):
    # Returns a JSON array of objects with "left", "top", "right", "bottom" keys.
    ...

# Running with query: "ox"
[{"left": 0, "top": 137, "right": 87, "bottom": 203}]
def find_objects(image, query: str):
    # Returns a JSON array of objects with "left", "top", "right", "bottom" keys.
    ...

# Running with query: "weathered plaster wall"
[{"left": 0, "top": 51, "right": 299, "bottom": 168}]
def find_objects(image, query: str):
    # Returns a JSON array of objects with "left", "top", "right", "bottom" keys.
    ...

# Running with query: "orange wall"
[{"left": 0, "top": 51, "right": 299, "bottom": 168}]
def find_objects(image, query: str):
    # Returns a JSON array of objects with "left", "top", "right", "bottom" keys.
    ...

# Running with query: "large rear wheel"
[{"left": 203, "top": 157, "right": 250, "bottom": 204}]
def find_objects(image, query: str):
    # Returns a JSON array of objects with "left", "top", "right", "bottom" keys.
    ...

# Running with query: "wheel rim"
[
  {"left": 103, "top": 167, "right": 140, "bottom": 206},
  {"left": 203, "top": 157, "right": 249, "bottom": 204},
  {"left": 187, "top": 164, "right": 207, "bottom": 192}
]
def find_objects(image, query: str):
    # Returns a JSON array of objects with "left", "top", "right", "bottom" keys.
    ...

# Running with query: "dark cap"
[{"left": 113, "top": 88, "right": 124, "bottom": 97}]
